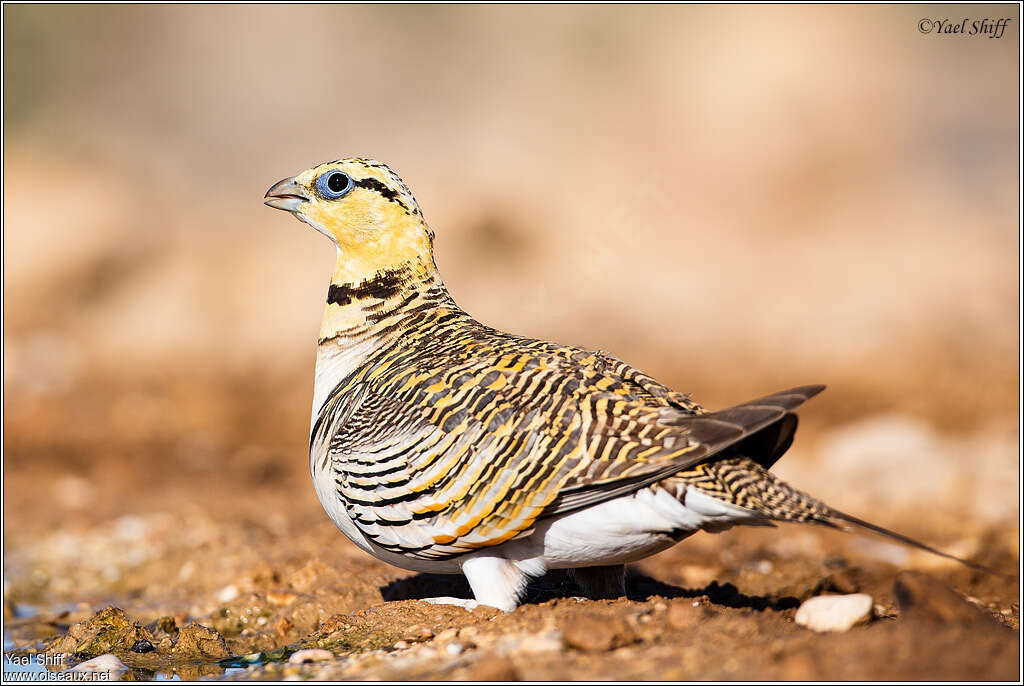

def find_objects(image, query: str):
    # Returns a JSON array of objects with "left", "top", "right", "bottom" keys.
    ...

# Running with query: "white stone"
[
  {"left": 288, "top": 649, "right": 334, "bottom": 664},
  {"left": 69, "top": 654, "right": 128, "bottom": 674},
  {"left": 795, "top": 594, "right": 873, "bottom": 633},
  {"left": 216, "top": 584, "right": 239, "bottom": 603}
]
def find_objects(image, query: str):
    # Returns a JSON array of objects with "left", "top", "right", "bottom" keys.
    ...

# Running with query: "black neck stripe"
[{"left": 327, "top": 269, "right": 408, "bottom": 306}]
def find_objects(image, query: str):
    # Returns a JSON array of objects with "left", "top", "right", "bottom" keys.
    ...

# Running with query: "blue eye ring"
[{"left": 315, "top": 171, "right": 354, "bottom": 200}]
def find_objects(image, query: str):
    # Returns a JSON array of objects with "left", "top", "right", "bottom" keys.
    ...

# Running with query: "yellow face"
[{"left": 265, "top": 158, "right": 434, "bottom": 282}]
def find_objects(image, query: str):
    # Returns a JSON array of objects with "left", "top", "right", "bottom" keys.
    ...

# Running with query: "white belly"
[{"left": 492, "top": 486, "right": 762, "bottom": 571}]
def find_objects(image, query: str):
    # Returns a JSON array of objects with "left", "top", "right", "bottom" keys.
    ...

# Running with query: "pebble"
[
  {"left": 795, "top": 594, "right": 873, "bottom": 633},
  {"left": 288, "top": 648, "right": 334, "bottom": 664},
  {"left": 69, "top": 654, "right": 128, "bottom": 675},
  {"left": 216, "top": 584, "right": 239, "bottom": 603},
  {"left": 445, "top": 642, "right": 465, "bottom": 656}
]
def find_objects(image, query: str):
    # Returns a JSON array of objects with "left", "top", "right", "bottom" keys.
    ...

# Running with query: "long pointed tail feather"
[
  {"left": 823, "top": 508, "right": 1010, "bottom": 578},
  {"left": 682, "top": 456, "right": 1011, "bottom": 578}
]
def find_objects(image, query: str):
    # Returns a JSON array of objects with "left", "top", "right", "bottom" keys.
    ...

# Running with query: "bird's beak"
[{"left": 264, "top": 177, "right": 310, "bottom": 212}]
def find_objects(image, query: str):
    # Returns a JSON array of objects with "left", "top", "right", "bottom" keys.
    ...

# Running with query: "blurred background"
[{"left": 3, "top": 3, "right": 1019, "bottom": 626}]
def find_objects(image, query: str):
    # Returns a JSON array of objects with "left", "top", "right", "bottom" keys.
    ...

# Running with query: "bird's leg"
[
  {"left": 459, "top": 556, "right": 532, "bottom": 612},
  {"left": 569, "top": 564, "right": 627, "bottom": 599}
]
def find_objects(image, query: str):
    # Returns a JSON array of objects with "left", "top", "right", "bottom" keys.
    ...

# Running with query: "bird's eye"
[{"left": 316, "top": 171, "right": 354, "bottom": 200}]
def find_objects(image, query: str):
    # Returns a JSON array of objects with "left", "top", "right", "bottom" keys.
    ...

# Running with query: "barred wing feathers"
[{"left": 311, "top": 338, "right": 823, "bottom": 560}]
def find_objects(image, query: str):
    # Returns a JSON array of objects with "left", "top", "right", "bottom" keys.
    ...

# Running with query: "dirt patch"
[
  {"left": 1, "top": 378, "right": 1018, "bottom": 681},
  {"left": 4, "top": 491, "right": 1017, "bottom": 680}
]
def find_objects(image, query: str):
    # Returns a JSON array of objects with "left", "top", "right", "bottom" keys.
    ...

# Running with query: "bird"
[{"left": 264, "top": 158, "right": 990, "bottom": 611}]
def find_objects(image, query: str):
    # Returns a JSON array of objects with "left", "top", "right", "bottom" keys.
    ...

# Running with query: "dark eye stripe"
[{"left": 353, "top": 177, "right": 414, "bottom": 215}]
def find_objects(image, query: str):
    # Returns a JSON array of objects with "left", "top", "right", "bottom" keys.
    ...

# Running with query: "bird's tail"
[{"left": 682, "top": 456, "right": 1003, "bottom": 576}]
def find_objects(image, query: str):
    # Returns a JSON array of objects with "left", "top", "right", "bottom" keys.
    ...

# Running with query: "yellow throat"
[{"left": 264, "top": 158, "right": 446, "bottom": 341}]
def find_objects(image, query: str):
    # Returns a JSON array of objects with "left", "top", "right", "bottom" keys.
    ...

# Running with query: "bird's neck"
[
  {"left": 311, "top": 253, "right": 455, "bottom": 421},
  {"left": 318, "top": 253, "right": 454, "bottom": 344}
]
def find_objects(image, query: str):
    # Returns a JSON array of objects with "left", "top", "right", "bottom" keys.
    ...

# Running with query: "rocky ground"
[{"left": 2, "top": 377, "right": 1020, "bottom": 681}]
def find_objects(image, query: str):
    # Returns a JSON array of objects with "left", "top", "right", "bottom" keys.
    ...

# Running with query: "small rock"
[
  {"left": 69, "top": 654, "right": 128, "bottom": 675},
  {"left": 49, "top": 606, "right": 155, "bottom": 657},
  {"left": 563, "top": 613, "right": 636, "bottom": 652},
  {"left": 445, "top": 642, "right": 465, "bottom": 656},
  {"left": 393, "top": 640, "right": 410, "bottom": 650},
  {"left": 216, "top": 585, "right": 239, "bottom": 603},
  {"left": 288, "top": 648, "right": 334, "bottom": 664},
  {"left": 893, "top": 571, "right": 993, "bottom": 625},
  {"left": 171, "top": 623, "right": 230, "bottom": 659},
  {"left": 130, "top": 639, "right": 155, "bottom": 653},
  {"left": 795, "top": 594, "right": 873, "bottom": 633}
]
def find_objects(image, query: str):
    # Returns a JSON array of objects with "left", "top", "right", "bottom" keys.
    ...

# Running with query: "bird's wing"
[
  {"left": 312, "top": 342, "right": 823, "bottom": 560},
  {"left": 545, "top": 384, "right": 824, "bottom": 516}
]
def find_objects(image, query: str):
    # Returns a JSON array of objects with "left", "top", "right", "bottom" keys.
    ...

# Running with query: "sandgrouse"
[{"left": 265, "top": 158, "right": 984, "bottom": 611}]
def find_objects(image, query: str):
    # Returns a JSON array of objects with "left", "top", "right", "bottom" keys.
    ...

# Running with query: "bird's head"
[{"left": 265, "top": 158, "right": 434, "bottom": 281}]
